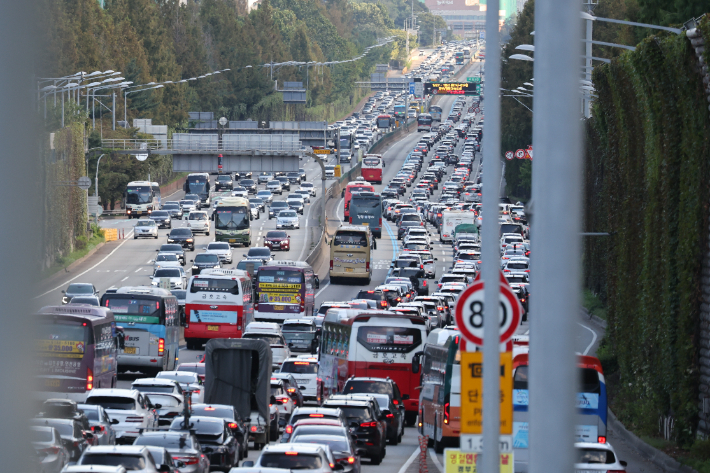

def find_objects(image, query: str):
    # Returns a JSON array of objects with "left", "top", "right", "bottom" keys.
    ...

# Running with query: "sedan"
[
  {"left": 151, "top": 268, "right": 187, "bottom": 290},
  {"left": 152, "top": 253, "right": 182, "bottom": 272},
  {"left": 162, "top": 202, "right": 183, "bottom": 219},
  {"left": 204, "top": 242, "right": 233, "bottom": 263},
  {"left": 190, "top": 253, "right": 222, "bottom": 275},
  {"left": 156, "top": 371, "right": 204, "bottom": 404},
  {"left": 264, "top": 230, "right": 290, "bottom": 252},
  {"left": 157, "top": 244, "right": 186, "bottom": 265},
  {"left": 167, "top": 228, "right": 195, "bottom": 251},
  {"left": 149, "top": 210, "right": 172, "bottom": 229},
  {"left": 169, "top": 417, "right": 238, "bottom": 471},
  {"left": 134, "top": 219, "right": 159, "bottom": 239},
  {"left": 269, "top": 202, "right": 290, "bottom": 219},
  {"left": 574, "top": 442, "right": 627, "bottom": 472},
  {"left": 133, "top": 432, "right": 210, "bottom": 473},
  {"left": 287, "top": 199, "right": 304, "bottom": 215},
  {"left": 300, "top": 182, "right": 316, "bottom": 197},
  {"left": 276, "top": 210, "right": 300, "bottom": 229},
  {"left": 77, "top": 404, "right": 117, "bottom": 445},
  {"left": 288, "top": 435, "right": 361, "bottom": 473},
  {"left": 256, "top": 190, "right": 273, "bottom": 204},
  {"left": 293, "top": 190, "right": 311, "bottom": 203},
  {"left": 250, "top": 203, "right": 261, "bottom": 220},
  {"left": 61, "top": 283, "right": 97, "bottom": 304},
  {"left": 31, "top": 426, "right": 69, "bottom": 473},
  {"left": 267, "top": 180, "right": 283, "bottom": 194}
]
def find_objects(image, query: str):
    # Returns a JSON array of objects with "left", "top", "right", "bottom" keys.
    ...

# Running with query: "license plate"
[
  {"left": 207, "top": 325, "right": 220, "bottom": 331},
  {"left": 345, "top": 268, "right": 354, "bottom": 273},
  {"left": 45, "top": 379, "right": 61, "bottom": 387},
  {"left": 229, "top": 239, "right": 236, "bottom": 243},
  {"left": 124, "top": 347, "right": 137, "bottom": 354},
  {"left": 362, "top": 222, "right": 369, "bottom": 226},
  {"left": 275, "top": 305, "right": 285, "bottom": 310},
  {"left": 136, "top": 211, "right": 143, "bottom": 215}
]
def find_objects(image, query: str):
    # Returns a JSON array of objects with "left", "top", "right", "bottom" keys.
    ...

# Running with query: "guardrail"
[{"left": 101, "top": 139, "right": 301, "bottom": 153}]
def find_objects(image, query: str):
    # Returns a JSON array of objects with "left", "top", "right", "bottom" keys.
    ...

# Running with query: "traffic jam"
[{"left": 31, "top": 52, "right": 620, "bottom": 473}]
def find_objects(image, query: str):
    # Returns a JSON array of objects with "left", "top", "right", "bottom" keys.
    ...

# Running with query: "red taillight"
[
  {"left": 86, "top": 368, "right": 93, "bottom": 391},
  {"left": 348, "top": 457, "right": 355, "bottom": 464},
  {"left": 286, "top": 425, "right": 293, "bottom": 434},
  {"left": 598, "top": 436, "right": 606, "bottom": 444},
  {"left": 386, "top": 413, "right": 394, "bottom": 418},
  {"left": 422, "top": 280, "right": 427, "bottom": 286},
  {"left": 287, "top": 388, "right": 296, "bottom": 393},
  {"left": 91, "top": 425, "right": 105, "bottom": 434},
  {"left": 444, "top": 402, "right": 450, "bottom": 424},
  {"left": 379, "top": 218, "right": 382, "bottom": 227},
  {"left": 330, "top": 260, "right": 333, "bottom": 270},
  {"left": 281, "top": 398, "right": 289, "bottom": 404},
  {"left": 285, "top": 451, "right": 299, "bottom": 456},
  {"left": 250, "top": 426, "right": 257, "bottom": 432},
  {"left": 158, "top": 338, "right": 165, "bottom": 355},
  {"left": 366, "top": 261, "right": 370, "bottom": 272},
  {"left": 310, "top": 414, "right": 324, "bottom": 417},
  {"left": 420, "top": 222, "right": 424, "bottom": 226},
  {"left": 174, "top": 456, "right": 199, "bottom": 465},
  {"left": 360, "top": 421, "right": 378, "bottom": 428},
  {"left": 349, "top": 217, "right": 352, "bottom": 223},
  {"left": 228, "top": 422, "right": 238, "bottom": 429},
  {"left": 381, "top": 301, "right": 387, "bottom": 307}
]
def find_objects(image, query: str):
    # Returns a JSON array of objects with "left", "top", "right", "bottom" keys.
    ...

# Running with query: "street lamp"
[{"left": 124, "top": 85, "right": 164, "bottom": 123}]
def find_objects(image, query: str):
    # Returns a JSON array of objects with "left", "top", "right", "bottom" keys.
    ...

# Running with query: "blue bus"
[
  {"left": 349, "top": 191, "right": 382, "bottom": 239},
  {"left": 101, "top": 287, "right": 180, "bottom": 374},
  {"left": 428, "top": 105, "right": 443, "bottom": 122},
  {"left": 512, "top": 353, "right": 608, "bottom": 471}
]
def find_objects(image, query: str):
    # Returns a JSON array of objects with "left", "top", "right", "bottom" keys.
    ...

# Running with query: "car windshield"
[
  {"left": 156, "top": 254, "right": 178, "bottom": 262},
  {"left": 279, "top": 211, "right": 297, "bottom": 218},
  {"left": 154, "top": 269, "right": 181, "bottom": 278},
  {"left": 189, "top": 213, "right": 207, "bottom": 220},
  {"left": 257, "top": 191, "right": 271, "bottom": 197},
  {"left": 65, "top": 284, "right": 92, "bottom": 295},
  {"left": 163, "top": 204, "right": 179, "bottom": 210},
  {"left": 70, "top": 297, "right": 99, "bottom": 306},
  {"left": 283, "top": 323, "right": 312, "bottom": 332},
  {"left": 208, "top": 243, "right": 230, "bottom": 250},
  {"left": 260, "top": 453, "right": 323, "bottom": 470},
  {"left": 170, "top": 229, "right": 192, "bottom": 237},
  {"left": 217, "top": 176, "right": 231, "bottom": 181},
  {"left": 242, "top": 180, "right": 255, "bottom": 185},
  {"left": 266, "top": 231, "right": 287, "bottom": 238},
  {"left": 136, "top": 221, "right": 155, "bottom": 227},
  {"left": 248, "top": 248, "right": 271, "bottom": 257},
  {"left": 171, "top": 290, "right": 186, "bottom": 300},
  {"left": 343, "top": 381, "right": 392, "bottom": 396},
  {"left": 180, "top": 200, "right": 192, "bottom": 207},
  {"left": 151, "top": 212, "right": 169, "bottom": 218},
  {"left": 281, "top": 361, "right": 318, "bottom": 374},
  {"left": 195, "top": 254, "right": 219, "bottom": 263},
  {"left": 146, "top": 394, "right": 181, "bottom": 407},
  {"left": 85, "top": 396, "right": 136, "bottom": 410},
  {"left": 134, "top": 433, "right": 193, "bottom": 449},
  {"left": 272, "top": 202, "right": 288, "bottom": 209},
  {"left": 80, "top": 454, "right": 147, "bottom": 471},
  {"left": 576, "top": 448, "right": 616, "bottom": 464},
  {"left": 332, "top": 406, "right": 371, "bottom": 423},
  {"left": 192, "top": 406, "right": 232, "bottom": 419},
  {"left": 292, "top": 426, "right": 346, "bottom": 438}
]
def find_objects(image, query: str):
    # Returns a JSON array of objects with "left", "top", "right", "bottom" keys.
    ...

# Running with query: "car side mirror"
[
  {"left": 154, "top": 403, "right": 162, "bottom": 409},
  {"left": 61, "top": 290, "right": 66, "bottom": 294},
  {"left": 620, "top": 461, "right": 628, "bottom": 468},
  {"left": 111, "top": 418, "right": 120, "bottom": 424},
  {"left": 157, "top": 464, "right": 171, "bottom": 473},
  {"left": 242, "top": 461, "right": 255, "bottom": 468}
]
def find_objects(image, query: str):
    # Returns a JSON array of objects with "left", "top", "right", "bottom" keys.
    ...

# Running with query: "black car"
[
  {"left": 170, "top": 416, "right": 239, "bottom": 471},
  {"left": 167, "top": 228, "right": 195, "bottom": 251},
  {"left": 341, "top": 377, "right": 412, "bottom": 425},
  {"left": 286, "top": 172, "right": 300, "bottom": 184},
  {"left": 381, "top": 189, "right": 398, "bottom": 199},
  {"left": 234, "top": 171, "right": 253, "bottom": 180},
  {"left": 162, "top": 203, "right": 184, "bottom": 219},
  {"left": 191, "top": 404, "right": 249, "bottom": 461},
  {"left": 280, "top": 407, "right": 347, "bottom": 443},
  {"left": 190, "top": 253, "right": 221, "bottom": 275},
  {"left": 269, "top": 201, "right": 290, "bottom": 219},
  {"left": 149, "top": 210, "right": 172, "bottom": 229},
  {"left": 62, "top": 283, "right": 99, "bottom": 305},
  {"left": 397, "top": 220, "right": 423, "bottom": 240},
  {"left": 354, "top": 290, "right": 388, "bottom": 309},
  {"left": 275, "top": 176, "right": 291, "bottom": 191},
  {"left": 157, "top": 244, "right": 186, "bottom": 265},
  {"left": 215, "top": 174, "right": 234, "bottom": 191},
  {"left": 298, "top": 168, "right": 307, "bottom": 182},
  {"left": 322, "top": 399, "right": 386, "bottom": 465},
  {"left": 241, "top": 179, "right": 257, "bottom": 194}
]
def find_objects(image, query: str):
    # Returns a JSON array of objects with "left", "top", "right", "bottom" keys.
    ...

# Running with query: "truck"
[
  {"left": 440, "top": 210, "right": 476, "bottom": 243},
  {"left": 204, "top": 338, "right": 274, "bottom": 450}
]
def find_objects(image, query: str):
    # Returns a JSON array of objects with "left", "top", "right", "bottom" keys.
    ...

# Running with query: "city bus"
[
  {"left": 377, "top": 114, "right": 393, "bottom": 129},
  {"left": 183, "top": 269, "right": 253, "bottom": 350},
  {"left": 254, "top": 260, "right": 317, "bottom": 322},
  {"left": 417, "top": 328, "right": 461, "bottom": 453},
  {"left": 393, "top": 104, "right": 407, "bottom": 120},
  {"left": 343, "top": 178, "right": 375, "bottom": 219},
  {"left": 34, "top": 305, "right": 119, "bottom": 400},
  {"left": 428, "top": 105, "right": 443, "bottom": 122},
  {"left": 349, "top": 191, "right": 382, "bottom": 239},
  {"left": 329, "top": 225, "right": 373, "bottom": 284},
  {"left": 101, "top": 286, "right": 180, "bottom": 374},
  {"left": 455, "top": 52, "right": 464, "bottom": 64},
  {"left": 361, "top": 155, "right": 385, "bottom": 184},
  {"left": 183, "top": 172, "right": 211, "bottom": 207},
  {"left": 463, "top": 48, "right": 471, "bottom": 60},
  {"left": 512, "top": 353, "right": 608, "bottom": 472},
  {"left": 319, "top": 309, "right": 428, "bottom": 426},
  {"left": 214, "top": 197, "right": 251, "bottom": 247},
  {"left": 125, "top": 181, "right": 161, "bottom": 218},
  {"left": 417, "top": 114, "right": 433, "bottom": 132}
]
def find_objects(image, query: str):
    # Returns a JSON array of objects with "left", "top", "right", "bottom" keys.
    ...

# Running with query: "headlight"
[
  {"left": 168, "top": 239, "right": 174, "bottom": 242},
  {"left": 192, "top": 266, "right": 198, "bottom": 270},
  {"left": 186, "top": 239, "right": 194, "bottom": 242}
]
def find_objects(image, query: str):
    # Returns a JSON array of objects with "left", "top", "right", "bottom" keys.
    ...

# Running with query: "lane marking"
[
  {"left": 397, "top": 447, "right": 421, "bottom": 473},
  {"left": 121, "top": 276, "right": 129, "bottom": 282},
  {"left": 314, "top": 282, "right": 331, "bottom": 299},
  {"left": 430, "top": 449, "right": 444, "bottom": 473},
  {"left": 298, "top": 198, "right": 316, "bottom": 261},
  {"left": 134, "top": 268, "right": 142, "bottom": 273},
  {"left": 578, "top": 322, "right": 598, "bottom": 355},
  {"left": 35, "top": 230, "right": 135, "bottom": 299},
  {"left": 337, "top": 197, "right": 344, "bottom": 223}
]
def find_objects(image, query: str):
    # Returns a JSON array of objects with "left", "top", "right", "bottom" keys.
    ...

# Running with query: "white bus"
[
  {"left": 125, "top": 181, "right": 161, "bottom": 218},
  {"left": 214, "top": 197, "right": 251, "bottom": 246}
]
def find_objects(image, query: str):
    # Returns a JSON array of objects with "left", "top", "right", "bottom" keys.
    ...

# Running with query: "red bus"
[
  {"left": 184, "top": 269, "right": 254, "bottom": 350},
  {"left": 361, "top": 155, "right": 385, "bottom": 184},
  {"left": 318, "top": 309, "right": 428, "bottom": 426},
  {"left": 377, "top": 114, "right": 393, "bottom": 129},
  {"left": 343, "top": 177, "right": 375, "bottom": 219}
]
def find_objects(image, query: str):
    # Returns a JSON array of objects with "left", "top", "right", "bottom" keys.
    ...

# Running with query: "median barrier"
[{"left": 103, "top": 228, "right": 118, "bottom": 242}]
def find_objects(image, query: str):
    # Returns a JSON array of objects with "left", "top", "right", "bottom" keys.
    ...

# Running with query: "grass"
[
  {"left": 583, "top": 288, "right": 607, "bottom": 321},
  {"left": 42, "top": 229, "right": 106, "bottom": 279}
]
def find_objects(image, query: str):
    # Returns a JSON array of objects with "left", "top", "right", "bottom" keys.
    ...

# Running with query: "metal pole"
[
  {"left": 584, "top": 18, "right": 592, "bottom": 118},
  {"left": 124, "top": 91, "right": 127, "bottom": 124},
  {"left": 528, "top": 0, "right": 582, "bottom": 471},
  {"left": 112, "top": 92, "right": 116, "bottom": 130},
  {"left": 95, "top": 154, "right": 104, "bottom": 226},
  {"left": 61, "top": 91, "right": 64, "bottom": 128},
  {"left": 92, "top": 88, "right": 95, "bottom": 129},
  {"left": 480, "top": 0, "right": 501, "bottom": 471}
]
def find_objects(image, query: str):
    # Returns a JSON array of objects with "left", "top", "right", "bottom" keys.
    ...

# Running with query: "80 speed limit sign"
[{"left": 455, "top": 280, "right": 522, "bottom": 346}]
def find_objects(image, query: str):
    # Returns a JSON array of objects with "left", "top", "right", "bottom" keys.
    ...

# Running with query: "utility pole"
[
  {"left": 112, "top": 92, "right": 116, "bottom": 131},
  {"left": 583, "top": 0, "right": 597, "bottom": 118}
]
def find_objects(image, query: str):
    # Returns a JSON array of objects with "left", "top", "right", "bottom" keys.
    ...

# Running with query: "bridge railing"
[{"left": 102, "top": 137, "right": 302, "bottom": 153}]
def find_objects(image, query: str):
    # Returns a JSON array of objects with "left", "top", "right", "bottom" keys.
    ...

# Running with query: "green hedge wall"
[{"left": 583, "top": 24, "right": 710, "bottom": 444}]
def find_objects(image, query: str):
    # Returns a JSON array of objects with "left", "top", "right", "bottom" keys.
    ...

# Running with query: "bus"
[
  {"left": 183, "top": 172, "right": 211, "bottom": 206},
  {"left": 214, "top": 197, "right": 251, "bottom": 247},
  {"left": 319, "top": 309, "right": 428, "bottom": 426},
  {"left": 343, "top": 177, "right": 375, "bottom": 219},
  {"left": 417, "top": 114, "right": 433, "bottom": 132},
  {"left": 183, "top": 269, "right": 253, "bottom": 350},
  {"left": 455, "top": 52, "right": 464, "bottom": 65},
  {"left": 340, "top": 133, "right": 353, "bottom": 152},
  {"left": 254, "top": 260, "right": 317, "bottom": 322},
  {"left": 101, "top": 286, "right": 180, "bottom": 374},
  {"left": 418, "top": 328, "right": 461, "bottom": 453},
  {"left": 349, "top": 191, "right": 382, "bottom": 239},
  {"left": 428, "top": 105, "right": 443, "bottom": 122},
  {"left": 361, "top": 155, "right": 385, "bottom": 184},
  {"left": 34, "top": 305, "right": 119, "bottom": 400},
  {"left": 329, "top": 225, "right": 373, "bottom": 284},
  {"left": 512, "top": 353, "right": 608, "bottom": 472},
  {"left": 377, "top": 114, "right": 393, "bottom": 129},
  {"left": 463, "top": 48, "right": 471, "bottom": 60},
  {"left": 393, "top": 104, "right": 407, "bottom": 120},
  {"left": 125, "top": 181, "right": 161, "bottom": 218}
]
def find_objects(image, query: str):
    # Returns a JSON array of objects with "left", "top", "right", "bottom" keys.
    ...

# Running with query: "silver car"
[
  {"left": 267, "top": 180, "right": 283, "bottom": 195},
  {"left": 77, "top": 404, "right": 117, "bottom": 445},
  {"left": 286, "top": 198, "right": 304, "bottom": 215},
  {"left": 204, "top": 242, "right": 233, "bottom": 264},
  {"left": 276, "top": 210, "right": 300, "bottom": 229},
  {"left": 256, "top": 190, "right": 273, "bottom": 204},
  {"left": 134, "top": 219, "right": 158, "bottom": 239},
  {"left": 150, "top": 267, "right": 187, "bottom": 290},
  {"left": 152, "top": 253, "right": 182, "bottom": 272},
  {"left": 73, "top": 445, "right": 167, "bottom": 473}
]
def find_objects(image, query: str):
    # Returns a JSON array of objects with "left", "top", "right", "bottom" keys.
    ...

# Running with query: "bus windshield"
[
  {"left": 356, "top": 326, "right": 422, "bottom": 353},
  {"left": 187, "top": 179, "right": 208, "bottom": 195},
  {"left": 334, "top": 231, "right": 367, "bottom": 247},
  {"left": 215, "top": 207, "right": 249, "bottom": 230},
  {"left": 105, "top": 298, "right": 162, "bottom": 323},
  {"left": 127, "top": 187, "right": 152, "bottom": 205}
]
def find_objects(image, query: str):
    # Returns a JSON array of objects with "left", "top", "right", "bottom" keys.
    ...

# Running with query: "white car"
[
  {"left": 300, "top": 182, "right": 316, "bottom": 197},
  {"left": 279, "top": 357, "right": 321, "bottom": 404},
  {"left": 151, "top": 253, "right": 181, "bottom": 272},
  {"left": 325, "top": 165, "right": 335, "bottom": 178},
  {"left": 266, "top": 180, "right": 283, "bottom": 194},
  {"left": 204, "top": 241, "right": 233, "bottom": 263},
  {"left": 134, "top": 219, "right": 158, "bottom": 239},
  {"left": 232, "top": 187, "right": 248, "bottom": 198},
  {"left": 150, "top": 267, "right": 187, "bottom": 290},
  {"left": 270, "top": 380, "right": 296, "bottom": 428},
  {"left": 574, "top": 442, "right": 627, "bottom": 472},
  {"left": 72, "top": 446, "right": 162, "bottom": 473},
  {"left": 155, "top": 371, "right": 204, "bottom": 404},
  {"left": 179, "top": 199, "right": 197, "bottom": 213},
  {"left": 130, "top": 378, "right": 183, "bottom": 397},
  {"left": 290, "top": 191, "right": 310, "bottom": 204},
  {"left": 187, "top": 211, "right": 210, "bottom": 235},
  {"left": 276, "top": 210, "right": 300, "bottom": 229},
  {"left": 84, "top": 389, "right": 159, "bottom": 444}
]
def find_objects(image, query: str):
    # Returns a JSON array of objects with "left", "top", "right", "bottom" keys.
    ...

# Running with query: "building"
[{"left": 424, "top": 0, "right": 513, "bottom": 36}]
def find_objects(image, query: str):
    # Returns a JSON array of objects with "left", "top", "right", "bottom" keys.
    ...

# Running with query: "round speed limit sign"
[{"left": 454, "top": 280, "right": 522, "bottom": 346}]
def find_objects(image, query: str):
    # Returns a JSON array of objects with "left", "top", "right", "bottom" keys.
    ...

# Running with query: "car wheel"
[
  {"left": 133, "top": 235, "right": 137, "bottom": 240},
  {"left": 154, "top": 235, "right": 158, "bottom": 239},
  {"left": 371, "top": 452, "right": 382, "bottom": 465},
  {"left": 206, "top": 231, "right": 210, "bottom": 236}
]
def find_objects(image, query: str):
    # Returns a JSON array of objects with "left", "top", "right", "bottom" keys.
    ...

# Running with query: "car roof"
[
  {"left": 86, "top": 389, "right": 141, "bottom": 400},
  {"left": 263, "top": 443, "right": 327, "bottom": 455},
  {"left": 131, "top": 378, "right": 177, "bottom": 386},
  {"left": 84, "top": 445, "right": 149, "bottom": 454}
]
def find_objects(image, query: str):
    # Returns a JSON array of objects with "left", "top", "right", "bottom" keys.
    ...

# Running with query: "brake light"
[
  {"left": 174, "top": 456, "right": 199, "bottom": 465},
  {"left": 86, "top": 368, "right": 93, "bottom": 391},
  {"left": 158, "top": 338, "right": 165, "bottom": 355},
  {"left": 444, "top": 402, "right": 450, "bottom": 424},
  {"left": 310, "top": 414, "right": 324, "bottom": 417},
  {"left": 598, "top": 436, "right": 606, "bottom": 444},
  {"left": 294, "top": 361, "right": 310, "bottom": 365},
  {"left": 366, "top": 261, "right": 370, "bottom": 272},
  {"left": 285, "top": 452, "right": 299, "bottom": 456},
  {"left": 286, "top": 425, "right": 293, "bottom": 434},
  {"left": 330, "top": 260, "right": 333, "bottom": 270},
  {"left": 287, "top": 388, "right": 296, "bottom": 393},
  {"left": 386, "top": 413, "right": 394, "bottom": 418},
  {"left": 360, "top": 421, "right": 378, "bottom": 428},
  {"left": 250, "top": 426, "right": 257, "bottom": 432},
  {"left": 228, "top": 422, "right": 238, "bottom": 429},
  {"left": 348, "top": 457, "right": 355, "bottom": 464}
]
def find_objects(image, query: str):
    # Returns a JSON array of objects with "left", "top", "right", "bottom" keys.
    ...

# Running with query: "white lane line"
[
  {"left": 298, "top": 199, "right": 316, "bottom": 261},
  {"left": 314, "top": 282, "right": 331, "bottom": 299},
  {"left": 337, "top": 197, "right": 344, "bottom": 223},
  {"left": 524, "top": 330, "right": 530, "bottom": 335},
  {"left": 134, "top": 268, "right": 142, "bottom": 273},
  {"left": 146, "top": 259, "right": 152, "bottom": 264},
  {"left": 121, "top": 276, "right": 129, "bottom": 282},
  {"left": 429, "top": 449, "right": 444, "bottom": 473},
  {"left": 35, "top": 230, "right": 135, "bottom": 299},
  {"left": 398, "top": 447, "right": 421, "bottom": 473},
  {"left": 578, "top": 323, "right": 598, "bottom": 355}
]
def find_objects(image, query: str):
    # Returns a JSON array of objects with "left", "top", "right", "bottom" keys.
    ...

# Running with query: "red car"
[{"left": 264, "top": 230, "right": 291, "bottom": 251}]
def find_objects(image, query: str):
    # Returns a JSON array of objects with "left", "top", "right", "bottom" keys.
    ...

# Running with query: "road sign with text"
[
  {"left": 444, "top": 449, "right": 513, "bottom": 473},
  {"left": 460, "top": 351, "right": 513, "bottom": 435}
]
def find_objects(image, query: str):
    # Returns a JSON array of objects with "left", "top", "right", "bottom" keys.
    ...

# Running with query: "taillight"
[
  {"left": 91, "top": 425, "right": 105, "bottom": 434},
  {"left": 228, "top": 422, "right": 238, "bottom": 429},
  {"left": 348, "top": 457, "right": 355, "bottom": 464},
  {"left": 158, "top": 338, "right": 165, "bottom": 355},
  {"left": 379, "top": 218, "right": 382, "bottom": 227},
  {"left": 174, "top": 456, "right": 199, "bottom": 465},
  {"left": 360, "top": 421, "right": 378, "bottom": 428},
  {"left": 330, "top": 260, "right": 333, "bottom": 270},
  {"left": 285, "top": 451, "right": 299, "bottom": 456},
  {"left": 281, "top": 398, "right": 289, "bottom": 404},
  {"left": 250, "top": 426, "right": 257, "bottom": 432},
  {"left": 286, "top": 425, "right": 293, "bottom": 434},
  {"left": 444, "top": 402, "right": 450, "bottom": 424},
  {"left": 386, "top": 413, "right": 394, "bottom": 418},
  {"left": 381, "top": 301, "right": 387, "bottom": 307},
  {"left": 43, "top": 446, "right": 61, "bottom": 455},
  {"left": 86, "top": 368, "right": 93, "bottom": 391},
  {"left": 598, "top": 436, "right": 606, "bottom": 444},
  {"left": 366, "top": 261, "right": 370, "bottom": 272}
]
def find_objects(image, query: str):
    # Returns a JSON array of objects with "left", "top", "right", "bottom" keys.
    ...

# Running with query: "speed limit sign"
[{"left": 455, "top": 276, "right": 522, "bottom": 346}]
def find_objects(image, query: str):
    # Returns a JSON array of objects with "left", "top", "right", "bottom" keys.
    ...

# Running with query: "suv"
[
  {"left": 62, "top": 283, "right": 98, "bottom": 305},
  {"left": 167, "top": 228, "right": 195, "bottom": 251},
  {"left": 322, "top": 398, "right": 386, "bottom": 464},
  {"left": 279, "top": 357, "right": 321, "bottom": 404},
  {"left": 354, "top": 290, "right": 388, "bottom": 309},
  {"left": 83, "top": 389, "right": 159, "bottom": 444},
  {"left": 215, "top": 174, "right": 234, "bottom": 191},
  {"left": 341, "top": 377, "right": 413, "bottom": 425},
  {"left": 269, "top": 201, "right": 289, "bottom": 219},
  {"left": 281, "top": 407, "right": 346, "bottom": 443}
]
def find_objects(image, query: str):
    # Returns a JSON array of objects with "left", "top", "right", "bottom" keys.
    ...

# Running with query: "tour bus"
[
  {"left": 183, "top": 172, "right": 211, "bottom": 206},
  {"left": 214, "top": 196, "right": 251, "bottom": 247},
  {"left": 329, "top": 225, "right": 374, "bottom": 284},
  {"left": 349, "top": 191, "right": 382, "bottom": 239},
  {"left": 343, "top": 178, "right": 375, "bottom": 219},
  {"left": 463, "top": 47, "right": 471, "bottom": 60},
  {"left": 35, "top": 305, "right": 119, "bottom": 400},
  {"left": 377, "top": 114, "right": 393, "bottom": 129},
  {"left": 254, "top": 260, "right": 318, "bottom": 322},
  {"left": 319, "top": 309, "right": 428, "bottom": 426},
  {"left": 417, "top": 114, "right": 433, "bottom": 133},
  {"left": 361, "top": 155, "right": 385, "bottom": 184},
  {"left": 183, "top": 269, "right": 254, "bottom": 350},
  {"left": 512, "top": 353, "right": 608, "bottom": 472},
  {"left": 101, "top": 286, "right": 180, "bottom": 373},
  {"left": 340, "top": 133, "right": 353, "bottom": 152},
  {"left": 428, "top": 105, "right": 443, "bottom": 122},
  {"left": 417, "top": 328, "right": 461, "bottom": 453},
  {"left": 393, "top": 104, "right": 407, "bottom": 120},
  {"left": 125, "top": 181, "right": 161, "bottom": 218},
  {"left": 455, "top": 52, "right": 464, "bottom": 65}
]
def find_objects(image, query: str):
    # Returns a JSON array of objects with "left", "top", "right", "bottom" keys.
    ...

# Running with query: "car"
[
  {"left": 276, "top": 210, "right": 300, "bottom": 229},
  {"left": 156, "top": 371, "right": 204, "bottom": 404},
  {"left": 162, "top": 203, "right": 184, "bottom": 219},
  {"left": 275, "top": 176, "right": 291, "bottom": 191},
  {"left": 82, "top": 389, "right": 159, "bottom": 445},
  {"left": 179, "top": 200, "right": 197, "bottom": 213},
  {"left": 204, "top": 241, "right": 233, "bottom": 263},
  {"left": 250, "top": 203, "right": 261, "bottom": 220},
  {"left": 293, "top": 190, "right": 311, "bottom": 203},
  {"left": 61, "top": 283, "right": 98, "bottom": 305},
  {"left": 281, "top": 319, "right": 318, "bottom": 354},
  {"left": 286, "top": 198, "right": 304, "bottom": 215},
  {"left": 264, "top": 230, "right": 291, "bottom": 252},
  {"left": 186, "top": 211, "right": 210, "bottom": 235},
  {"left": 184, "top": 194, "right": 202, "bottom": 210},
  {"left": 74, "top": 445, "right": 170, "bottom": 473},
  {"left": 242, "top": 330, "right": 291, "bottom": 370},
  {"left": 354, "top": 290, "right": 388, "bottom": 310},
  {"left": 190, "top": 253, "right": 221, "bottom": 275},
  {"left": 168, "top": 416, "right": 239, "bottom": 471},
  {"left": 300, "top": 182, "right": 316, "bottom": 197},
  {"left": 130, "top": 378, "right": 184, "bottom": 397},
  {"left": 287, "top": 435, "right": 360, "bottom": 473},
  {"left": 175, "top": 363, "right": 205, "bottom": 383},
  {"left": 286, "top": 172, "right": 301, "bottom": 184},
  {"left": 77, "top": 404, "right": 117, "bottom": 445},
  {"left": 271, "top": 373, "right": 305, "bottom": 407},
  {"left": 152, "top": 253, "right": 182, "bottom": 272},
  {"left": 341, "top": 377, "right": 410, "bottom": 425},
  {"left": 321, "top": 398, "right": 386, "bottom": 464},
  {"left": 167, "top": 228, "right": 195, "bottom": 251},
  {"left": 270, "top": 379, "right": 297, "bottom": 429},
  {"left": 157, "top": 244, "right": 186, "bottom": 265},
  {"left": 151, "top": 267, "right": 187, "bottom": 290},
  {"left": 241, "top": 179, "right": 257, "bottom": 194},
  {"left": 279, "top": 358, "right": 321, "bottom": 405},
  {"left": 149, "top": 211, "right": 172, "bottom": 229},
  {"left": 298, "top": 168, "right": 307, "bottom": 182},
  {"left": 268, "top": 201, "right": 289, "bottom": 219},
  {"left": 280, "top": 407, "right": 347, "bottom": 443},
  {"left": 31, "top": 426, "right": 70, "bottom": 473},
  {"left": 134, "top": 219, "right": 159, "bottom": 239},
  {"left": 267, "top": 180, "right": 283, "bottom": 194},
  {"left": 68, "top": 295, "right": 101, "bottom": 306},
  {"left": 215, "top": 174, "right": 234, "bottom": 191},
  {"left": 30, "top": 417, "right": 90, "bottom": 462},
  {"left": 241, "top": 443, "right": 339, "bottom": 473},
  {"left": 346, "top": 393, "right": 403, "bottom": 445},
  {"left": 257, "top": 172, "right": 273, "bottom": 184},
  {"left": 256, "top": 190, "right": 274, "bottom": 204},
  {"left": 243, "top": 247, "right": 272, "bottom": 263},
  {"left": 191, "top": 404, "right": 249, "bottom": 461},
  {"left": 574, "top": 442, "right": 627, "bottom": 472},
  {"left": 143, "top": 446, "right": 182, "bottom": 473},
  {"left": 133, "top": 432, "right": 209, "bottom": 473},
  {"left": 143, "top": 393, "right": 185, "bottom": 428}
]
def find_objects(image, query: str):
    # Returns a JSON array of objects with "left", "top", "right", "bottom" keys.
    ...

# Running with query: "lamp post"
[{"left": 124, "top": 85, "right": 164, "bottom": 123}]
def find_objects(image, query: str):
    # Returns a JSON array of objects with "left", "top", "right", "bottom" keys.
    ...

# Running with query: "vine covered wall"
[{"left": 582, "top": 23, "right": 710, "bottom": 444}]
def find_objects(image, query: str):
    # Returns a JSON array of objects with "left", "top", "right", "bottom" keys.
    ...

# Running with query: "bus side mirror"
[
  {"left": 116, "top": 331, "right": 126, "bottom": 350},
  {"left": 314, "top": 276, "right": 320, "bottom": 289},
  {"left": 411, "top": 351, "right": 423, "bottom": 374}
]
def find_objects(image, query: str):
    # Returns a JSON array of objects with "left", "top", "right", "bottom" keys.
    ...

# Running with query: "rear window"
[
  {"left": 283, "top": 323, "right": 313, "bottom": 332},
  {"left": 291, "top": 426, "right": 346, "bottom": 437},
  {"left": 132, "top": 385, "right": 175, "bottom": 394},
  {"left": 576, "top": 448, "right": 616, "bottom": 464},
  {"left": 134, "top": 433, "right": 193, "bottom": 449},
  {"left": 85, "top": 396, "right": 136, "bottom": 410},
  {"left": 145, "top": 394, "right": 181, "bottom": 407},
  {"left": 281, "top": 361, "right": 318, "bottom": 374},
  {"left": 32, "top": 428, "right": 54, "bottom": 442},
  {"left": 329, "top": 406, "right": 372, "bottom": 423},
  {"left": 80, "top": 454, "right": 148, "bottom": 471},
  {"left": 334, "top": 231, "right": 367, "bottom": 247},
  {"left": 343, "top": 380, "right": 392, "bottom": 397},
  {"left": 292, "top": 435, "right": 350, "bottom": 452},
  {"left": 260, "top": 453, "right": 323, "bottom": 469},
  {"left": 355, "top": 291, "right": 383, "bottom": 301}
]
